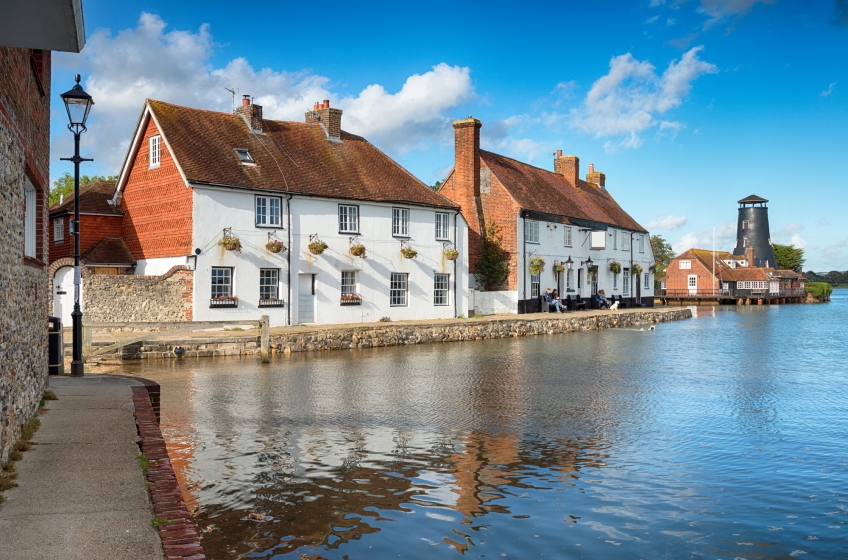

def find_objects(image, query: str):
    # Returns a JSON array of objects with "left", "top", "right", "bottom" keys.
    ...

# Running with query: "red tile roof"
[
  {"left": 146, "top": 100, "right": 458, "bottom": 209},
  {"left": 479, "top": 151, "right": 646, "bottom": 232},
  {"left": 676, "top": 248, "right": 772, "bottom": 282},
  {"left": 49, "top": 181, "right": 121, "bottom": 216},
  {"left": 82, "top": 238, "right": 135, "bottom": 265}
]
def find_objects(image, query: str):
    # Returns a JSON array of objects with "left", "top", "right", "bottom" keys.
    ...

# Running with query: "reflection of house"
[
  {"left": 660, "top": 195, "right": 805, "bottom": 305},
  {"left": 0, "top": 0, "right": 86, "bottom": 462},
  {"left": 80, "top": 97, "right": 469, "bottom": 326},
  {"left": 438, "top": 118, "right": 654, "bottom": 313}
]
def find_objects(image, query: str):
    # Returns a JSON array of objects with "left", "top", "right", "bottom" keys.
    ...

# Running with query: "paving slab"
[{"left": 0, "top": 376, "right": 163, "bottom": 560}]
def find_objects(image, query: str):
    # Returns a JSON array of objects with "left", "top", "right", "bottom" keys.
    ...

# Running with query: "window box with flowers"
[
  {"left": 259, "top": 297, "right": 284, "bottom": 308},
  {"left": 340, "top": 293, "right": 362, "bottom": 306},
  {"left": 210, "top": 295, "right": 238, "bottom": 308}
]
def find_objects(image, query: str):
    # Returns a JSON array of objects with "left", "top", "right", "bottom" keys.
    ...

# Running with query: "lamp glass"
[
  {"left": 565, "top": 257, "right": 573, "bottom": 270},
  {"left": 64, "top": 97, "right": 91, "bottom": 127}
]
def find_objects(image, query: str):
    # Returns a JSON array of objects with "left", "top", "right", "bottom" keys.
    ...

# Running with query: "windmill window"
[
  {"left": 234, "top": 148, "right": 255, "bottom": 165},
  {"left": 742, "top": 220, "right": 749, "bottom": 230}
]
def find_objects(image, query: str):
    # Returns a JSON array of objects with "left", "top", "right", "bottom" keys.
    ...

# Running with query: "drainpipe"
[
  {"left": 522, "top": 210, "right": 527, "bottom": 313},
  {"left": 630, "top": 232, "right": 635, "bottom": 306},
  {"left": 453, "top": 211, "right": 458, "bottom": 318},
  {"left": 286, "top": 194, "right": 292, "bottom": 326}
]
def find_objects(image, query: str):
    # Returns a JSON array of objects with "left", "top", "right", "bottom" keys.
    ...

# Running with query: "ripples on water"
[{"left": 127, "top": 290, "right": 848, "bottom": 559}]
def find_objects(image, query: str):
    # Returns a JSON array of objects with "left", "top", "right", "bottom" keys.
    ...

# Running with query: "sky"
[{"left": 50, "top": 0, "right": 848, "bottom": 271}]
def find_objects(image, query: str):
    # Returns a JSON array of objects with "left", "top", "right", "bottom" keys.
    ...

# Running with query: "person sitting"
[
  {"left": 544, "top": 288, "right": 564, "bottom": 313},
  {"left": 595, "top": 290, "right": 611, "bottom": 309},
  {"left": 552, "top": 289, "right": 566, "bottom": 312}
]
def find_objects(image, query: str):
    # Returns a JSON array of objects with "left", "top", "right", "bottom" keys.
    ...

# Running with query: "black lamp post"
[{"left": 59, "top": 74, "right": 94, "bottom": 377}]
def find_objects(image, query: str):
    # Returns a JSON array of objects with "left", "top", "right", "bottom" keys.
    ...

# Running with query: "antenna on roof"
[{"left": 224, "top": 87, "right": 239, "bottom": 114}]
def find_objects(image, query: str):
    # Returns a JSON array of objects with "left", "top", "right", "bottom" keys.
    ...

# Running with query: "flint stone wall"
[{"left": 83, "top": 267, "right": 193, "bottom": 323}]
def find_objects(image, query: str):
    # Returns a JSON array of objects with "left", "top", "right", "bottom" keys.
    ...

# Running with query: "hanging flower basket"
[
  {"left": 588, "top": 265, "right": 599, "bottom": 274},
  {"left": 529, "top": 256, "right": 545, "bottom": 276},
  {"left": 308, "top": 240, "right": 328, "bottom": 255},
  {"left": 443, "top": 248, "right": 459, "bottom": 261},
  {"left": 350, "top": 244, "right": 367, "bottom": 258},
  {"left": 266, "top": 240, "right": 287, "bottom": 253},
  {"left": 553, "top": 263, "right": 565, "bottom": 275},
  {"left": 649, "top": 264, "right": 660, "bottom": 274},
  {"left": 219, "top": 235, "right": 242, "bottom": 252},
  {"left": 632, "top": 264, "right": 643, "bottom": 275},
  {"left": 609, "top": 261, "right": 621, "bottom": 274},
  {"left": 401, "top": 246, "right": 418, "bottom": 259}
]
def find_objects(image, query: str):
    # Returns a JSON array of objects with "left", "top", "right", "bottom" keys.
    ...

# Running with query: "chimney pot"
[
  {"left": 242, "top": 95, "right": 250, "bottom": 107},
  {"left": 588, "top": 163, "right": 594, "bottom": 174},
  {"left": 556, "top": 149, "right": 562, "bottom": 157},
  {"left": 323, "top": 99, "right": 330, "bottom": 109}
]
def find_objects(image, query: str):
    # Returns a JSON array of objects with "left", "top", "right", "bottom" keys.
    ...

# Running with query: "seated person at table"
[
  {"left": 595, "top": 290, "right": 611, "bottom": 309},
  {"left": 544, "top": 288, "right": 564, "bottom": 313}
]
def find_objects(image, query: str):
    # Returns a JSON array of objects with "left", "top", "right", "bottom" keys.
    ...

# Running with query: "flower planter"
[
  {"left": 443, "top": 249, "right": 459, "bottom": 261},
  {"left": 210, "top": 296, "right": 238, "bottom": 308},
  {"left": 553, "top": 264, "right": 565, "bottom": 275},
  {"left": 401, "top": 247, "right": 418, "bottom": 259},
  {"left": 529, "top": 257, "right": 545, "bottom": 276},
  {"left": 308, "top": 240, "right": 328, "bottom": 255},
  {"left": 350, "top": 244, "right": 367, "bottom": 258},
  {"left": 609, "top": 261, "right": 621, "bottom": 274},
  {"left": 632, "top": 264, "right": 643, "bottom": 275},
  {"left": 220, "top": 236, "right": 242, "bottom": 252},
  {"left": 266, "top": 240, "right": 287, "bottom": 253},
  {"left": 340, "top": 294, "right": 363, "bottom": 306},
  {"left": 259, "top": 298, "right": 284, "bottom": 308}
]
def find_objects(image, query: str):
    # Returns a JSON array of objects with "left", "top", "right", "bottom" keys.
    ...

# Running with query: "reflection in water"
[{"left": 127, "top": 291, "right": 848, "bottom": 559}]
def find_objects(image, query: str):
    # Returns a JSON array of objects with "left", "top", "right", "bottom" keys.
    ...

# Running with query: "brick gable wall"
[
  {"left": 480, "top": 169, "right": 520, "bottom": 290},
  {"left": 665, "top": 257, "right": 716, "bottom": 293},
  {"left": 49, "top": 214, "right": 123, "bottom": 263},
  {"left": 121, "top": 118, "right": 193, "bottom": 259}
]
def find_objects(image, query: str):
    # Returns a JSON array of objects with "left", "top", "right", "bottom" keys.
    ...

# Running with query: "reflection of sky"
[{"left": 131, "top": 292, "right": 848, "bottom": 559}]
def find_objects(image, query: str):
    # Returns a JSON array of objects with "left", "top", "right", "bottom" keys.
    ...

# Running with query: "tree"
[
  {"left": 649, "top": 234, "right": 675, "bottom": 280},
  {"left": 49, "top": 172, "right": 118, "bottom": 205},
  {"left": 430, "top": 180, "right": 442, "bottom": 190},
  {"left": 772, "top": 243, "right": 805, "bottom": 271},
  {"left": 474, "top": 222, "right": 510, "bottom": 291}
]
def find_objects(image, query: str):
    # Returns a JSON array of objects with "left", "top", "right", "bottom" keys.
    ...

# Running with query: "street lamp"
[
  {"left": 59, "top": 74, "right": 94, "bottom": 377},
  {"left": 564, "top": 256, "right": 574, "bottom": 271},
  {"left": 581, "top": 256, "right": 594, "bottom": 268}
]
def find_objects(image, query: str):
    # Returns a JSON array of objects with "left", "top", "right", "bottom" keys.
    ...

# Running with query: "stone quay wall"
[
  {"left": 83, "top": 266, "right": 193, "bottom": 323},
  {"left": 93, "top": 308, "right": 691, "bottom": 360}
]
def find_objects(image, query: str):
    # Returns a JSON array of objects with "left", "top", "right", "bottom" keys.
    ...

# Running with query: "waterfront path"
[{"left": 0, "top": 376, "right": 163, "bottom": 560}]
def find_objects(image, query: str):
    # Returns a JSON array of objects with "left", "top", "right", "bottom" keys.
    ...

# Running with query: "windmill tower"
[{"left": 732, "top": 194, "right": 776, "bottom": 268}]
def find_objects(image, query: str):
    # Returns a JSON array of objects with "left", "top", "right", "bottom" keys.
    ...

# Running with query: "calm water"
[{"left": 126, "top": 290, "right": 848, "bottom": 559}]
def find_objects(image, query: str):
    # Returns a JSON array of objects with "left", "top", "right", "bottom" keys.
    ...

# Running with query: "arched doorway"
[{"left": 53, "top": 266, "right": 80, "bottom": 326}]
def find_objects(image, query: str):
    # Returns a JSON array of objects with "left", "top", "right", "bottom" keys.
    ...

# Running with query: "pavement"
[{"left": 0, "top": 376, "right": 164, "bottom": 560}]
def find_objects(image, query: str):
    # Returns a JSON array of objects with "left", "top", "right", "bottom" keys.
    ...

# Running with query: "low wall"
[
  {"left": 92, "top": 308, "right": 691, "bottom": 360},
  {"left": 472, "top": 290, "right": 518, "bottom": 315},
  {"left": 83, "top": 266, "right": 193, "bottom": 323}
]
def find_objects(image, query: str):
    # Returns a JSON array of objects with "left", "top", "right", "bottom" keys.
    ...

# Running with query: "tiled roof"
[
  {"left": 49, "top": 181, "right": 120, "bottom": 216},
  {"left": 676, "top": 248, "right": 772, "bottom": 282},
  {"left": 479, "top": 151, "right": 646, "bottom": 232},
  {"left": 146, "top": 100, "right": 458, "bottom": 209},
  {"left": 82, "top": 238, "right": 135, "bottom": 265},
  {"left": 738, "top": 194, "right": 768, "bottom": 204}
]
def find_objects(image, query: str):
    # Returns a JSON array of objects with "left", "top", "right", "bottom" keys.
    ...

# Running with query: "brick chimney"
[
  {"left": 451, "top": 117, "right": 485, "bottom": 273},
  {"left": 235, "top": 95, "right": 263, "bottom": 133},
  {"left": 554, "top": 150, "right": 579, "bottom": 188},
  {"left": 305, "top": 99, "right": 343, "bottom": 140},
  {"left": 586, "top": 163, "right": 606, "bottom": 189},
  {"left": 746, "top": 246, "right": 756, "bottom": 267}
]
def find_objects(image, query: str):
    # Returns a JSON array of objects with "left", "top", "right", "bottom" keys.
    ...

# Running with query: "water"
[{"left": 126, "top": 290, "right": 848, "bottom": 559}]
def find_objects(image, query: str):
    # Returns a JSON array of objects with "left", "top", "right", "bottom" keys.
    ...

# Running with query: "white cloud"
[
  {"left": 698, "top": 0, "right": 777, "bottom": 27},
  {"left": 822, "top": 82, "right": 836, "bottom": 97},
  {"left": 646, "top": 15, "right": 661, "bottom": 24},
  {"left": 648, "top": 214, "right": 688, "bottom": 230},
  {"left": 570, "top": 47, "right": 717, "bottom": 151},
  {"left": 789, "top": 234, "right": 808, "bottom": 249},
  {"left": 667, "top": 17, "right": 677, "bottom": 26},
  {"left": 778, "top": 222, "right": 803, "bottom": 236},
  {"left": 673, "top": 222, "right": 736, "bottom": 254},
  {"left": 53, "top": 13, "right": 472, "bottom": 173}
]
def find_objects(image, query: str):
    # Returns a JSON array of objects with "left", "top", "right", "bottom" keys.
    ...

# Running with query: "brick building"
[
  {"left": 438, "top": 118, "right": 654, "bottom": 313},
  {"left": 0, "top": 1, "right": 86, "bottom": 462}
]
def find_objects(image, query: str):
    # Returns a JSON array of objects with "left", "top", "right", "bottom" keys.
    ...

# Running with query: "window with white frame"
[
  {"left": 531, "top": 273, "right": 540, "bottom": 298},
  {"left": 688, "top": 275, "right": 697, "bottom": 289},
  {"left": 742, "top": 220, "right": 749, "bottom": 230},
  {"left": 390, "top": 273, "right": 408, "bottom": 306},
  {"left": 566, "top": 269, "right": 573, "bottom": 290},
  {"left": 435, "top": 212, "right": 450, "bottom": 240},
  {"left": 639, "top": 234, "right": 645, "bottom": 253},
  {"left": 738, "top": 281, "right": 768, "bottom": 290},
  {"left": 743, "top": 238, "right": 749, "bottom": 247},
  {"left": 679, "top": 260, "right": 691, "bottom": 269},
  {"left": 341, "top": 270, "right": 357, "bottom": 295},
  {"left": 54, "top": 217, "right": 64, "bottom": 244},
  {"left": 434, "top": 273, "right": 450, "bottom": 306},
  {"left": 644, "top": 273, "right": 650, "bottom": 289},
  {"left": 623, "top": 269, "right": 630, "bottom": 295},
  {"left": 149, "top": 135, "right": 160, "bottom": 168},
  {"left": 338, "top": 204, "right": 359, "bottom": 233},
  {"left": 613, "top": 271, "right": 618, "bottom": 289},
  {"left": 564, "top": 226, "right": 572, "bottom": 247},
  {"left": 525, "top": 220, "right": 539, "bottom": 244},
  {"left": 24, "top": 179, "right": 36, "bottom": 258},
  {"left": 613, "top": 230, "right": 618, "bottom": 250},
  {"left": 255, "top": 195, "right": 282, "bottom": 227},
  {"left": 392, "top": 208, "right": 410, "bottom": 237},
  {"left": 259, "top": 269, "right": 279, "bottom": 300},
  {"left": 622, "top": 233, "right": 630, "bottom": 251},
  {"left": 211, "top": 267, "right": 232, "bottom": 298}
]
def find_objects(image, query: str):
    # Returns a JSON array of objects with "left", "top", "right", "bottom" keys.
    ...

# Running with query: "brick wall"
[
  {"left": 665, "top": 257, "right": 716, "bottom": 293},
  {"left": 0, "top": 46, "right": 51, "bottom": 463},
  {"left": 49, "top": 214, "right": 123, "bottom": 263},
  {"left": 121, "top": 118, "right": 193, "bottom": 259}
]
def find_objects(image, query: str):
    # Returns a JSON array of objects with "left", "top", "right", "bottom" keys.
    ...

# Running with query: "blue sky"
[{"left": 50, "top": 0, "right": 848, "bottom": 270}]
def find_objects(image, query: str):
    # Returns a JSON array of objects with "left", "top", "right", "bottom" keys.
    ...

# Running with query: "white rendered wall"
[
  {"left": 472, "top": 290, "right": 518, "bottom": 315},
  {"left": 134, "top": 256, "right": 187, "bottom": 276},
  {"left": 191, "top": 186, "right": 469, "bottom": 326},
  {"left": 516, "top": 218, "right": 655, "bottom": 304}
]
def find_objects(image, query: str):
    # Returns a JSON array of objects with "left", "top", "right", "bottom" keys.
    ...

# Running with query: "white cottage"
[{"left": 110, "top": 97, "right": 469, "bottom": 326}]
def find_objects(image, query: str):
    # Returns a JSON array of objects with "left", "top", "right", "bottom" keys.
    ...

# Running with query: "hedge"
[{"left": 805, "top": 282, "right": 833, "bottom": 299}]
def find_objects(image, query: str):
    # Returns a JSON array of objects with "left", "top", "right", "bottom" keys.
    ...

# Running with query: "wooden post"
[
  {"left": 260, "top": 315, "right": 270, "bottom": 363},
  {"left": 82, "top": 316, "right": 92, "bottom": 359}
]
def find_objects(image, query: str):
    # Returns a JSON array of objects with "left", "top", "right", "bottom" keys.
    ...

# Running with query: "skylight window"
[{"left": 234, "top": 148, "right": 255, "bottom": 165}]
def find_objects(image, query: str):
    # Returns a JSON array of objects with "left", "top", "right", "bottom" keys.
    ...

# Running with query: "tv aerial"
[{"left": 225, "top": 87, "right": 239, "bottom": 113}]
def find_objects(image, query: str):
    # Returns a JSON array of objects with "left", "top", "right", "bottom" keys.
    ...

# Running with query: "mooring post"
[
  {"left": 82, "top": 316, "right": 92, "bottom": 359},
  {"left": 260, "top": 315, "right": 270, "bottom": 363}
]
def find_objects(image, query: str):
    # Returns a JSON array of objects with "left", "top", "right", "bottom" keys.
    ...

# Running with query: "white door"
[
  {"left": 53, "top": 266, "right": 77, "bottom": 326},
  {"left": 688, "top": 274, "right": 698, "bottom": 295},
  {"left": 298, "top": 274, "right": 315, "bottom": 324}
]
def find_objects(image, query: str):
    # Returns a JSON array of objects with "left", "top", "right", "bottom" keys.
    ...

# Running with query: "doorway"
[
  {"left": 688, "top": 274, "right": 698, "bottom": 295},
  {"left": 298, "top": 273, "right": 316, "bottom": 324},
  {"left": 53, "top": 266, "right": 77, "bottom": 326}
]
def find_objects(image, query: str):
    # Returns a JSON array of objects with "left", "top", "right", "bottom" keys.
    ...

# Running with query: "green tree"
[
  {"left": 772, "top": 243, "right": 805, "bottom": 271},
  {"left": 430, "top": 180, "right": 442, "bottom": 190},
  {"left": 649, "top": 234, "right": 675, "bottom": 280},
  {"left": 474, "top": 222, "right": 510, "bottom": 291},
  {"left": 50, "top": 172, "right": 118, "bottom": 205}
]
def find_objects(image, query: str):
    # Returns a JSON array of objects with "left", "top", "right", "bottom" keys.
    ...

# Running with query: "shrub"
[
  {"left": 805, "top": 282, "right": 833, "bottom": 299},
  {"left": 474, "top": 222, "right": 510, "bottom": 291},
  {"left": 379, "top": 317, "right": 391, "bottom": 322},
  {"left": 43, "top": 390, "right": 58, "bottom": 401}
]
